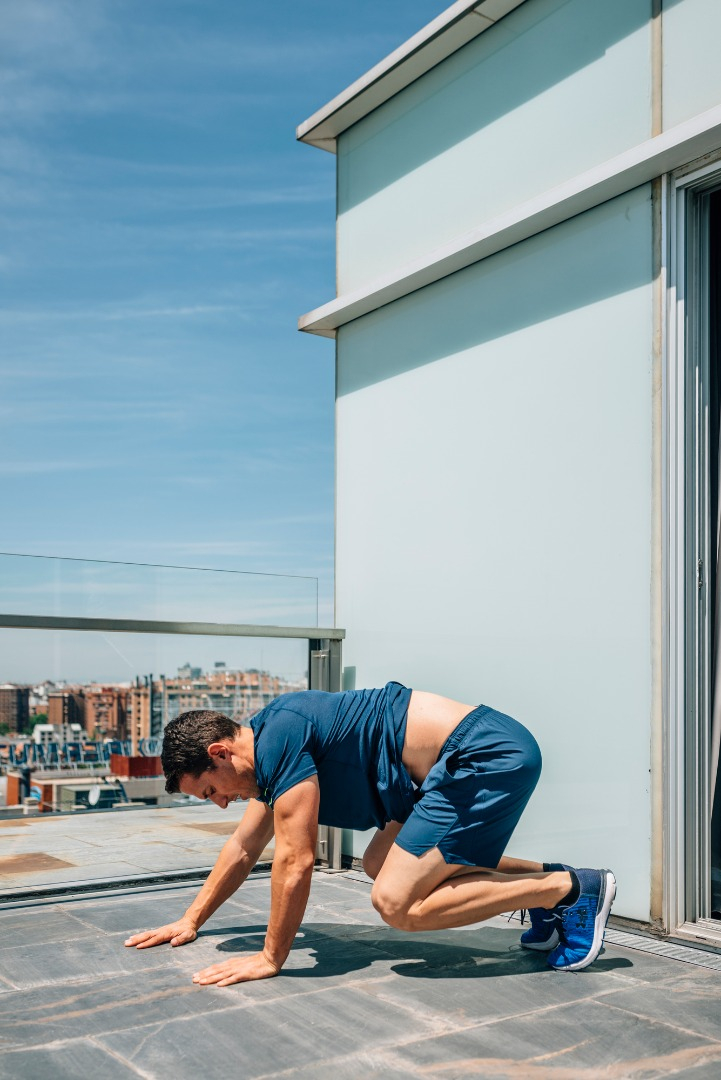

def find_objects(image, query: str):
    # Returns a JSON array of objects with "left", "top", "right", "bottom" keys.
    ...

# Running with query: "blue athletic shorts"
[{"left": 394, "top": 705, "right": 542, "bottom": 868}]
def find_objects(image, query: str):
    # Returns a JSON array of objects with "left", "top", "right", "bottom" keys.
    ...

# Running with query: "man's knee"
[
  {"left": 370, "top": 881, "right": 420, "bottom": 932},
  {"left": 362, "top": 848, "right": 387, "bottom": 880}
]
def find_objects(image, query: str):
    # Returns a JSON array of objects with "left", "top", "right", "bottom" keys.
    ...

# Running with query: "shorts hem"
[{"left": 394, "top": 833, "right": 493, "bottom": 867}]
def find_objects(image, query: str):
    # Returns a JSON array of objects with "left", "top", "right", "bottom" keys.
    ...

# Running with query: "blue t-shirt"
[{"left": 249, "top": 682, "right": 414, "bottom": 830}]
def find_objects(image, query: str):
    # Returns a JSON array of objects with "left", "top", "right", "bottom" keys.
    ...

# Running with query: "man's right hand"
[{"left": 124, "top": 916, "right": 198, "bottom": 950}]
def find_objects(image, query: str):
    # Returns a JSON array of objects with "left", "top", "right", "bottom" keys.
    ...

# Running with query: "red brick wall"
[
  {"left": 6, "top": 772, "right": 21, "bottom": 806},
  {"left": 109, "top": 754, "right": 162, "bottom": 777}
]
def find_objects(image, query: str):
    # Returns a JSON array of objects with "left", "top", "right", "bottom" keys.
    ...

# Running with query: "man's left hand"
[{"left": 192, "top": 951, "right": 280, "bottom": 987}]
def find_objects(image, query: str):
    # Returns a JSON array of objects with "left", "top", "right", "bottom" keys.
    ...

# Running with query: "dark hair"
[{"left": 161, "top": 710, "right": 240, "bottom": 794}]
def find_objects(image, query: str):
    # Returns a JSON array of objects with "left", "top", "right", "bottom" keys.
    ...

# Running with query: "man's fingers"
[
  {"left": 193, "top": 964, "right": 228, "bottom": 983},
  {"left": 125, "top": 927, "right": 177, "bottom": 949},
  {"left": 170, "top": 932, "right": 194, "bottom": 946},
  {"left": 193, "top": 967, "right": 217, "bottom": 981},
  {"left": 133, "top": 933, "right": 165, "bottom": 949},
  {"left": 124, "top": 921, "right": 197, "bottom": 949},
  {"left": 135, "top": 936, "right": 163, "bottom": 949},
  {"left": 124, "top": 931, "right": 157, "bottom": 947},
  {"left": 191, "top": 953, "right": 275, "bottom": 987}
]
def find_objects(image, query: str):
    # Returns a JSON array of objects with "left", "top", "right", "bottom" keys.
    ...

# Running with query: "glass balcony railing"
[
  {"left": 0, "top": 554, "right": 343, "bottom": 898},
  {"left": 0, "top": 551, "right": 319, "bottom": 626}
]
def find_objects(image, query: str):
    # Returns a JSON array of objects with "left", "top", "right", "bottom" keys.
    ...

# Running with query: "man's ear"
[{"left": 207, "top": 741, "right": 231, "bottom": 762}]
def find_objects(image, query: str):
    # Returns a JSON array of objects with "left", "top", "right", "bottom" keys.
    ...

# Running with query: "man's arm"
[
  {"left": 192, "top": 775, "right": 320, "bottom": 986},
  {"left": 124, "top": 797, "right": 275, "bottom": 950}
]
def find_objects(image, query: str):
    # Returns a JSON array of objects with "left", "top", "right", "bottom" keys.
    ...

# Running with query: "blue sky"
[{"left": 1, "top": 0, "right": 446, "bottom": 639}]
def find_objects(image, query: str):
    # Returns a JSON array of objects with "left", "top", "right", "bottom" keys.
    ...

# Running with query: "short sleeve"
[{"left": 254, "top": 707, "right": 318, "bottom": 808}]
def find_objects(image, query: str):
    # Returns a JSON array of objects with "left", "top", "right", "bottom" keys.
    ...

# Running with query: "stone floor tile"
[
  {"left": 0, "top": 928, "right": 177, "bottom": 988},
  {"left": 390, "top": 997, "right": 721, "bottom": 1079},
  {"left": 0, "top": 968, "right": 235, "bottom": 1050},
  {"left": 1, "top": 860, "right": 153, "bottom": 889},
  {"left": 99, "top": 984, "right": 438, "bottom": 1080},
  {"left": 259, "top": 1048, "right": 422, "bottom": 1079},
  {"left": 582, "top": 943, "right": 721, "bottom": 988},
  {"left": 0, "top": 1038, "right": 141, "bottom": 1079},
  {"left": 0, "top": 905, "right": 98, "bottom": 949},
  {"left": 57, "top": 893, "right": 225, "bottom": 936},
  {"left": 596, "top": 981, "right": 721, "bottom": 1044},
  {"left": 669, "top": 1055, "right": 721, "bottom": 1079},
  {"left": 356, "top": 959, "right": 626, "bottom": 1030}
]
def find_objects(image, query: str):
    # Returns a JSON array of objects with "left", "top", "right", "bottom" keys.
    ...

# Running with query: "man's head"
[{"left": 161, "top": 710, "right": 258, "bottom": 806}]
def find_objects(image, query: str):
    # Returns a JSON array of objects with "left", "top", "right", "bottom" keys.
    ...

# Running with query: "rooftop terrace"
[
  {"left": 2, "top": 866, "right": 721, "bottom": 1079},
  {"left": 0, "top": 803, "right": 273, "bottom": 898}
]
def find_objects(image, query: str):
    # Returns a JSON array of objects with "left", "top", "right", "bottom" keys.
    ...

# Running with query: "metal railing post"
[{"left": 309, "top": 637, "right": 343, "bottom": 869}]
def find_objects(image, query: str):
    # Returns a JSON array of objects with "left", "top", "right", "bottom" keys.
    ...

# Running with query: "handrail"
[{"left": 0, "top": 613, "right": 345, "bottom": 640}]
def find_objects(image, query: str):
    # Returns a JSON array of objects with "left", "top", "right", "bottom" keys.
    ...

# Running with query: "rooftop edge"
[{"left": 296, "top": 0, "right": 529, "bottom": 153}]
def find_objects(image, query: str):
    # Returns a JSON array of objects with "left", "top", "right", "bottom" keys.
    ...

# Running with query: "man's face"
[{"left": 179, "top": 741, "right": 260, "bottom": 807}]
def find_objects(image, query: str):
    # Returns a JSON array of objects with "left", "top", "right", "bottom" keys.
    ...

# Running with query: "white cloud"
[
  {"left": 0, "top": 458, "right": 115, "bottom": 475},
  {"left": 0, "top": 302, "right": 244, "bottom": 324},
  {"left": 1, "top": 0, "right": 108, "bottom": 69}
]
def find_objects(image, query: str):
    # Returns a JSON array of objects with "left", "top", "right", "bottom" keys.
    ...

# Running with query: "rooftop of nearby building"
[
  {"left": 3, "top": 866, "right": 721, "bottom": 1079},
  {"left": 0, "top": 802, "right": 273, "bottom": 898}
]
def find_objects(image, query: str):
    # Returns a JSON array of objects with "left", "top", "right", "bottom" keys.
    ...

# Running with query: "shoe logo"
[{"left": 564, "top": 903, "right": 590, "bottom": 932}]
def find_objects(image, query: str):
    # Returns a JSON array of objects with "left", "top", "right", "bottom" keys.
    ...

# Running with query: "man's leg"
[
  {"left": 362, "top": 821, "right": 404, "bottom": 880},
  {"left": 371, "top": 844, "right": 616, "bottom": 972},
  {"left": 496, "top": 855, "right": 543, "bottom": 874},
  {"left": 371, "top": 842, "right": 571, "bottom": 932},
  {"left": 364, "top": 830, "right": 544, "bottom": 883}
]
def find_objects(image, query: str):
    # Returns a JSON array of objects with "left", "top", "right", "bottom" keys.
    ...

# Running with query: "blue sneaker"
[
  {"left": 519, "top": 907, "right": 562, "bottom": 951},
  {"left": 548, "top": 868, "right": 616, "bottom": 971},
  {"left": 519, "top": 863, "right": 573, "bottom": 951}
]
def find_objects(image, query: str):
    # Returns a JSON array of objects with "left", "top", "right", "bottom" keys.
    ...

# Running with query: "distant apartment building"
[
  {"left": 85, "top": 686, "right": 128, "bottom": 740},
  {"left": 29, "top": 681, "right": 62, "bottom": 719},
  {"left": 0, "top": 685, "right": 30, "bottom": 734},
  {"left": 177, "top": 663, "right": 202, "bottom": 679},
  {"left": 48, "top": 690, "right": 85, "bottom": 732},
  {"left": 127, "top": 677, "right": 153, "bottom": 746},
  {"left": 156, "top": 667, "right": 289, "bottom": 726}
]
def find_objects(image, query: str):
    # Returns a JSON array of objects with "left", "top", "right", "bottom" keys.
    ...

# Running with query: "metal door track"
[{"left": 604, "top": 927, "right": 721, "bottom": 971}]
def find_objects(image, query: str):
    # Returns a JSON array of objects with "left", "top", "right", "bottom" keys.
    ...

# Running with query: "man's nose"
[{"left": 210, "top": 794, "right": 226, "bottom": 808}]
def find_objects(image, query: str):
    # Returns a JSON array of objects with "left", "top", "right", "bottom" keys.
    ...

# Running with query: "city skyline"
[{"left": 1, "top": 659, "right": 306, "bottom": 740}]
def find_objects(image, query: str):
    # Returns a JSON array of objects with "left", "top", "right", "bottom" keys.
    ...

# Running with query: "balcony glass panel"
[
  {"left": 0, "top": 555, "right": 327, "bottom": 895},
  {"left": 0, "top": 552, "right": 318, "bottom": 626}
]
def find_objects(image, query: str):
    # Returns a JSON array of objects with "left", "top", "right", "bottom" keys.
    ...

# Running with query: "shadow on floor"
[{"left": 202, "top": 920, "right": 635, "bottom": 980}]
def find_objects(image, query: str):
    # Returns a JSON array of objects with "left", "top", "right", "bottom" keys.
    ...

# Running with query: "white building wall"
[
  {"left": 663, "top": 0, "right": 721, "bottom": 129},
  {"left": 336, "top": 187, "right": 654, "bottom": 921},
  {"left": 337, "top": 0, "right": 652, "bottom": 293}
]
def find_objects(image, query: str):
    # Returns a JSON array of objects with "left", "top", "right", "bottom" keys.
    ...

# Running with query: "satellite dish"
[{"left": 87, "top": 785, "right": 101, "bottom": 807}]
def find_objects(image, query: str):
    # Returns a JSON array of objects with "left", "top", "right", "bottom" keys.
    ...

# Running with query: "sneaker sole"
[
  {"left": 520, "top": 929, "right": 560, "bottom": 952},
  {"left": 553, "top": 869, "right": 616, "bottom": 972}
]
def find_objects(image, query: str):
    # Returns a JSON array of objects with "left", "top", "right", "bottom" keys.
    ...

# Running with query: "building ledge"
[
  {"left": 299, "top": 104, "right": 721, "bottom": 338},
  {"left": 296, "top": 1, "right": 529, "bottom": 153}
]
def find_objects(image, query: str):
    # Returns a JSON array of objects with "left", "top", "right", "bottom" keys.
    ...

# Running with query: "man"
[{"left": 125, "top": 682, "right": 616, "bottom": 986}]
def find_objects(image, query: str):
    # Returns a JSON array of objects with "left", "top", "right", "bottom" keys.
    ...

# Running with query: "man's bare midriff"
[{"left": 401, "top": 690, "right": 475, "bottom": 787}]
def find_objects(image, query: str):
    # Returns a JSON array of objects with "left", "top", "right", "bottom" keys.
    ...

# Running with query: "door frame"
[{"left": 666, "top": 154, "right": 721, "bottom": 944}]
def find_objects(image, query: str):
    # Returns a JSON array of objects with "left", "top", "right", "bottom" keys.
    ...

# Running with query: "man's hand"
[
  {"left": 192, "top": 951, "right": 280, "bottom": 987},
  {"left": 124, "top": 916, "right": 198, "bottom": 950}
]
